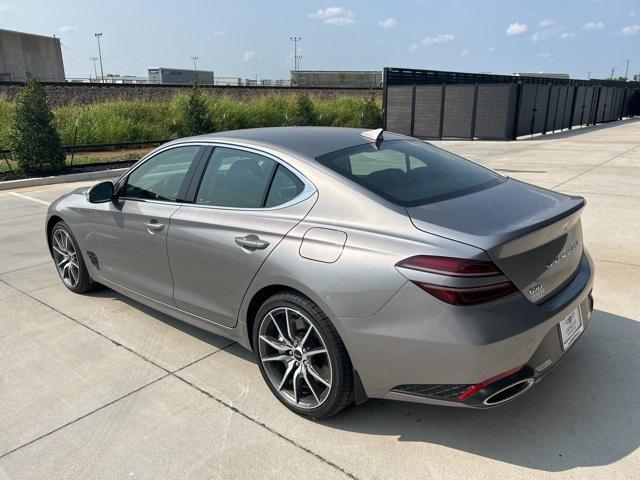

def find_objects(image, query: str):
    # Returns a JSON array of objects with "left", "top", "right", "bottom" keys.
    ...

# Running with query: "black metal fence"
[{"left": 383, "top": 68, "right": 640, "bottom": 140}]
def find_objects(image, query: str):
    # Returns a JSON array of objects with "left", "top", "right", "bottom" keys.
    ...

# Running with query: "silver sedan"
[{"left": 46, "top": 127, "right": 594, "bottom": 419}]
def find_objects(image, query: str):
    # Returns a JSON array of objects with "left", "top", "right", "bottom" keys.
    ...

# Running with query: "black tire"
[
  {"left": 50, "top": 221, "right": 97, "bottom": 294},
  {"left": 253, "top": 291, "right": 354, "bottom": 420}
]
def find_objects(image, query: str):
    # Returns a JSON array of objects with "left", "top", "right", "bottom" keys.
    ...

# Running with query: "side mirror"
[{"left": 87, "top": 181, "right": 114, "bottom": 203}]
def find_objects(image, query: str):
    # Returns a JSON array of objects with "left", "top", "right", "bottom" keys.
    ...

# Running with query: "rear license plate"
[{"left": 559, "top": 307, "right": 583, "bottom": 350}]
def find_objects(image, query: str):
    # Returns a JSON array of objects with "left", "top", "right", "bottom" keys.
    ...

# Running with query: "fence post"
[
  {"left": 410, "top": 83, "right": 417, "bottom": 137},
  {"left": 567, "top": 86, "right": 578, "bottom": 130},
  {"left": 382, "top": 68, "right": 388, "bottom": 130},
  {"left": 529, "top": 85, "right": 538, "bottom": 137},
  {"left": 511, "top": 83, "right": 523, "bottom": 140},
  {"left": 470, "top": 83, "right": 479, "bottom": 140},
  {"left": 438, "top": 84, "right": 446, "bottom": 139},
  {"left": 542, "top": 85, "right": 552, "bottom": 135}
]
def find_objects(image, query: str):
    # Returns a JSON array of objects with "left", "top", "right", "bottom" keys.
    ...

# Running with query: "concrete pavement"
[{"left": 1, "top": 119, "right": 639, "bottom": 479}]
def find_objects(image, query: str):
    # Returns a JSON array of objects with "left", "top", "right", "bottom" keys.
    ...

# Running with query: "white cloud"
[
  {"left": 560, "top": 32, "right": 576, "bottom": 40},
  {"left": 408, "top": 43, "right": 419, "bottom": 53},
  {"left": 488, "top": 47, "right": 496, "bottom": 52},
  {"left": 582, "top": 21, "right": 605, "bottom": 31},
  {"left": 58, "top": 25, "right": 77, "bottom": 34},
  {"left": 538, "top": 18, "right": 557, "bottom": 27},
  {"left": 420, "top": 33, "right": 455, "bottom": 45},
  {"left": 378, "top": 18, "right": 397, "bottom": 29},
  {"left": 213, "top": 31, "right": 224, "bottom": 36},
  {"left": 630, "top": 11, "right": 637, "bottom": 18},
  {"left": 309, "top": 7, "right": 355, "bottom": 26},
  {"left": 506, "top": 22, "right": 528, "bottom": 36},
  {"left": 459, "top": 48, "right": 470, "bottom": 57},
  {"left": 243, "top": 51, "right": 255, "bottom": 62},
  {"left": 621, "top": 24, "right": 640, "bottom": 35},
  {"left": 537, "top": 52, "right": 552, "bottom": 59}
]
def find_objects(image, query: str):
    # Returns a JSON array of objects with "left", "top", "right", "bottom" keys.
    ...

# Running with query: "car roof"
[{"left": 178, "top": 127, "right": 411, "bottom": 160}]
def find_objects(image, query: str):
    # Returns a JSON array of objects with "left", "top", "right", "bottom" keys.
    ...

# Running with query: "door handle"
[
  {"left": 144, "top": 221, "right": 165, "bottom": 232},
  {"left": 235, "top": 234, "right": 269, "bottom": 250}
]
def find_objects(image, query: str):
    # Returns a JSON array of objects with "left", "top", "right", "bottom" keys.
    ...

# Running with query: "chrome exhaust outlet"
[{"left": 483, "top": 378, "right": 535, "bottom": 406}]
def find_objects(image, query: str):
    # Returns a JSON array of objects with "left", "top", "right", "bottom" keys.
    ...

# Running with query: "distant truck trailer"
[{"left": 148, "top": 67, "right": 214, "bottom": 85}]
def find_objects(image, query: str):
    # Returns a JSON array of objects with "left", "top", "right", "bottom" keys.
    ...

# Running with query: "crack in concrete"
[{"left": 0, "top": 278, "right": 358, "bottom": 479}]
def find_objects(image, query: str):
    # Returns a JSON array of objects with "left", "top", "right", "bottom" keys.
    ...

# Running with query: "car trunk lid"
[{"left": 406, "top": 178, "right": 585, "bottom": 303}]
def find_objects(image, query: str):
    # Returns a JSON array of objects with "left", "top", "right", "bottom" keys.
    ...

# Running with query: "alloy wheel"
[
  {"left": 258, "top": 307, "right": 333, "bottom": 409},
  {"left": 52, "top": 228, "right": 80, "bottom": 288}
]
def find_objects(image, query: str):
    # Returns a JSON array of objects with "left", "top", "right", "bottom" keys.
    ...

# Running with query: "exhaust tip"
[{"left": 483, "top": 378, "right": 534, "bottom": 406}]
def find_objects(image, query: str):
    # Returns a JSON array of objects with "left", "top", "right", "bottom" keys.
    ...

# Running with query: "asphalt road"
[{"left": 1, "top": 119, "right": 639, "bottom": 479}]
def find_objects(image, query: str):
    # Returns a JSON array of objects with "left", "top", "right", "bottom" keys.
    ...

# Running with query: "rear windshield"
[{"left": 317, "top": 140, "right": 504, "bottom": 206}]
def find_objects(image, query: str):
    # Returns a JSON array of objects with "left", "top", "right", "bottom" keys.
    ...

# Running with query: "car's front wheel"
[
  {"left": 50, "top": 221, "right": 96, "bottom": 293},
  {"left": 253, "top": 292, "right": 354, "bottom": 419}
]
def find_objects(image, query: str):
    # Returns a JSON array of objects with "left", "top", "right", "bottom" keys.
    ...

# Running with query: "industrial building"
[
  {"left": 148, "top": 67, "right": 214, "bottom": 85},
  {"left": 291, "top": 70, "right": 382, "bottom": 88},
  {"left": 0, "top": 28, "right": 65, "bottom": 82},
  {"left": 514, "top": 72, "right": 570, "bottom": 79}
]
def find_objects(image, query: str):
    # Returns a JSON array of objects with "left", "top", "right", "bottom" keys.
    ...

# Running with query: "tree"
[
  {"left": 290, "top": 91, "right": 316, "bottom": 126},
  {"left": 183, "top": 83, "right": 214, "bottom": 136},
  {"left": 10, "top": 74, "right": 65, "bottom": 172},
  {"left": 361, "top": 93, "right": 382, "bottom": 129}
]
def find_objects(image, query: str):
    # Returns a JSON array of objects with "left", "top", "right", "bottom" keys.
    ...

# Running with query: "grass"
[{"left": 0, "top": 91, "right": 381, "bottom": 174}]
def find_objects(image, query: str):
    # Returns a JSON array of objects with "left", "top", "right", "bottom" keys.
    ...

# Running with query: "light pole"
[
  {"left": 289, "top": 36, "right": 301, "bottom": 71},
  {"left": 295, "top": 55, "right": 302, "bottom": 71},
  {"left": 587, "top": 71, "right": 592, "bottom": 81},
  {"left": 190, "top": 56, "right": 199, "bottom": 84},
  {"left": 94, "top": 33, "right": 104, "bottom": 82},
  {"left": 90, "top": 57, "right": 99, "bottom": 81},
  {"left": 610, "top": 66, "right": 615, "bottom": 79},
  {"left": 624, "top": 59, "right": 631, "bottom": 80}
]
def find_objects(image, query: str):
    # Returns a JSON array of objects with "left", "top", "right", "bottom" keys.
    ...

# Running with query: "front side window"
[
  {"left": 123, "top": 146, "right": 201, "bottom": 201},
  {"left": 317, "top": 140, "right": 504, "bottom": 206}
]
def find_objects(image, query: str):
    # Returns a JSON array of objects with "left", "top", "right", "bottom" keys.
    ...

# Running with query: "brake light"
[
  {"left": 396, "top": 255, "right": 518, "bottom": 305},
  {"left": 396, "top": 255, "right": 501, "bottom": 277},
  {"left": 457, "top": 365, "right": 524, "bottom": 400},
  {"left": 414, "top": 281, "right": 518, "bottom": 305}
]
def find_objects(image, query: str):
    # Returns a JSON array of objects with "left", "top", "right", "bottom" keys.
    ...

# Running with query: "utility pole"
[
  {"left": 289, "top": 36, "right": 301, "bottom": 71},
  {"left": 610, "top": 66, "right": 615, "bottom": 79},
  {"left": 90, "top": 57, "right": 99, "bottom": 81},
  {"left": 587, "top": 71, "right": 592, "bottom": 81},
  {"left": 624, "top": 59, "right": 631, "bottom": 80},
  {"left": 94, "top": 33, "right": 104, "bottom": 82},
  {"left": 295, "top": 55, "right": 302, "bottom": 71}
]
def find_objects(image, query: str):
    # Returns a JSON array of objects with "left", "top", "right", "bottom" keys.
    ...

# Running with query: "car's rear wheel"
[
  {"left": 50, "top": 221, "right": 96, "bottom": 293},
  {"left": 253, "top": 292, "right": 354, "bottom": 419}
]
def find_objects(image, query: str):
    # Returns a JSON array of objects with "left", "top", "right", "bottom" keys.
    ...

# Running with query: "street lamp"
[
  {"left": 94, "top": 33, "right": 104, "bottom": 82},
  {"left": 190, "top": 56, "right": 199, "bottom": 84},
  {"left": 90, "top": 57, "right": 99, "bottom": 81},
  {"left": 289, "top": 36, "right": 301, "bottom": 71}
]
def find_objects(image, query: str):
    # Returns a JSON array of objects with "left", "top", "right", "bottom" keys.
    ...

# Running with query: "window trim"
[
  {"left": 185, "top": 143, "right": 316, "bottom": 211},
  {"left": 115, "top": 142, "right": 209, "bottom": 205}
]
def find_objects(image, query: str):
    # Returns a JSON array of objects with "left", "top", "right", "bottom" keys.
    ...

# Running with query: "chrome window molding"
[{"left": 115, "top": 140, "right": 317, "bottom": 211}]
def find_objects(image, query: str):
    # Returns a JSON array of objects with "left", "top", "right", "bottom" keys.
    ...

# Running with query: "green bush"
[
  {"left": 362, "top": 93, "right": 383, "bottom": 129},
  {"left": 289, "top": 92, "right": 317, "bottom": 126},
  {"left": 183, "top": 84, "right": 215, "bottom": 136},
  {"left": 0, "top": 99, "right": 14, "bottom": 150},
  {"left": 10, "top": 74, "right": 65, "bottom": 172}
]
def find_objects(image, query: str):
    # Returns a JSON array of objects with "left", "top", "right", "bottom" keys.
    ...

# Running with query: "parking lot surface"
[{"left": 1, "top": 119, "right": 639, "bottom": 479}]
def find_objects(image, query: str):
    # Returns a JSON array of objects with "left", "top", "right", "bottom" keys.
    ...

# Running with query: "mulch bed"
[{"left": 0, "top": 160, "right": 137, "bottom": 182}]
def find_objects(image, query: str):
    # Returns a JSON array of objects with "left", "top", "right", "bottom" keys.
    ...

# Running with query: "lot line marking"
[{"left": 8, "top": 192, "right": 51, "bottom": 206}]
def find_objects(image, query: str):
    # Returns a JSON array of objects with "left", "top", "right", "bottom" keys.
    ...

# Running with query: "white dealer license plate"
[{"left": 559, "top": 307, "right": 584, "bottom": 350}]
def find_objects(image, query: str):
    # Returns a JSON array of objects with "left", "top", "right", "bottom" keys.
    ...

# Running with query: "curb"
[{"left": 0, "top": 167, "right": 128, "bottom": 191}]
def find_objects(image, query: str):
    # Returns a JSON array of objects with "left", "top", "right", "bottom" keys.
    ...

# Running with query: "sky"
[{"left": 1, "top": 0, "right": 639, "bottom": 80}]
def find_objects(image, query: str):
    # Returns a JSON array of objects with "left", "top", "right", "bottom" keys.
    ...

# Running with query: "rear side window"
[
  {"left": 265, "top": 165, "right": 305, "bottom": 207},
  {"left": 317, "top": 140, "right": 503, "bottom": 206},
  {"left": 196, "top": 147, "right": 277, "bottom": 208}
]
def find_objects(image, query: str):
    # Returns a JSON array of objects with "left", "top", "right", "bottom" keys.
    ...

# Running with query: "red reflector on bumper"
[{"left": 457, "top": 365, "right": 525, "bottom": 401}]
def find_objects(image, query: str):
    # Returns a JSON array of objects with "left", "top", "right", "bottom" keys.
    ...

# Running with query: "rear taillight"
[{"left": 396, "top": 255, "right": 518, "bottom": 306}]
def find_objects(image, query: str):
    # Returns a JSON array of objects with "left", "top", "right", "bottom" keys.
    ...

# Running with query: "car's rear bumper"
[{"left": 334, "top": 250, "right": 595, "bottom": 407}]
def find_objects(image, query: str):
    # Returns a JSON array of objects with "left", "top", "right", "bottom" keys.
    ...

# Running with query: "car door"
[
  {"left": 167, "top": 145, "right": 317, "bottom": 327},
  {"left": 93, "top": 144, "right": 204, "bottom": 305}
]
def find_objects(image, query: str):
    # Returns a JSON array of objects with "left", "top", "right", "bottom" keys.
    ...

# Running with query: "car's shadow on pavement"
[{"left": 320, "top": 309, "right": 639, "bottom": 472}]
